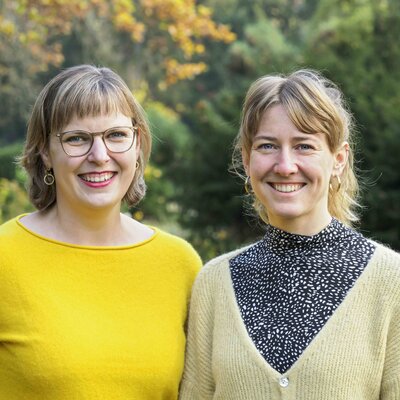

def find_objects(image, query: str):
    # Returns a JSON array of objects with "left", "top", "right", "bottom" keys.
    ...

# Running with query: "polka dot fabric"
[{"left": 229, "top": 219, "right": 375, "bottom": 374}]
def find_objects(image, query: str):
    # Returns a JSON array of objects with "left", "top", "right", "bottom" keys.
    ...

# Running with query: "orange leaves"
[
  {"left": 135, "top": 0, "right": 235, "bottom": 85},
  {"left": 140, "top": 0, "right": 235, "bottom": 57},
  {"left": 164, "top": 59, "right": 207, "bottom": 86},
  {"left": 0, "top": 0, "right": 235, "bottom": 82},
  {"left": 112, "top": 0, "right": 145, "bottom": 41},
  {"left": 1, "top": 0, "right": 99, "bottom": 72}
]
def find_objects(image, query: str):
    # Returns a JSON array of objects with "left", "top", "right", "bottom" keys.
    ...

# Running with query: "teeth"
[
  {"left": 273, "top": 183, "right": 303, "bottom": 193},
  {"left": 81, "top": 172, "right": 114, "bottom": 183}
]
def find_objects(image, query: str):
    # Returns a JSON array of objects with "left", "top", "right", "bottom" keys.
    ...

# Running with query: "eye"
[
  {"left": 254, "top": 142, "right": 277, "bottom": 152},
  {"left": 297, "top": 143, "right": 314, "bottom": 151},
  {"left": 62, "top": 132, "right": 91, "bottom": 145},
  {"left": 106, "top": 128, "right": 131, "bottom": 141}
]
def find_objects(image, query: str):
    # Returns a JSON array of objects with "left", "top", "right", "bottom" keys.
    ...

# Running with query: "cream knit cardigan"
[{"left": 179, "top": 242, "right": 400, "bottom": 400}]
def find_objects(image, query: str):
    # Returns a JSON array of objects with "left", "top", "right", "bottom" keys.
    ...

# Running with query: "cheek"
[
  {"left": 120, "top": 152, "right": 137, "bottom": 177},
  {"left": 249, "top": 154, "right": 272, "bottom": 176}
]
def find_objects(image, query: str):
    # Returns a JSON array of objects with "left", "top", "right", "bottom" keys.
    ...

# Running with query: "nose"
[
  {"left": 273, "top": 149, "right": 298, "bottom": 176},
  {"left": 87, "top": 136, "right": 110, "bottom": 164}
]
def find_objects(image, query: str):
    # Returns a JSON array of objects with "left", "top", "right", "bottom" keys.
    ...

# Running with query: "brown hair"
[
  {"left": 20, "top": 64, "right": 151, "bottom": 210},
  {"left": 233, "top": 69, "right": 360, "bottom": 226}
]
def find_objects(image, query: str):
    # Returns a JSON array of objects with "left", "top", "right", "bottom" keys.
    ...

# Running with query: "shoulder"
[
  {"left": 342, "top": 224, "right": 400, "bottom": 276},
  {"left": 150, "top": 227, "right": 202, "bottom": 272},
  {"left": 366, "top": 241, "right": 400, "bottom": 302},
  {"left": 0, "top": 215, "right": 23, "bottom": 240},
  {"left": 154, "top": 228, "right": 200, "bottom": 256},
  {"left": 369, "top": 241, "right": 400, "bottom": 275},
  {"left": 0, "top": 215, "right": 29, "bottom": 271},
  {"left": 369, "top": 240, "right": 400, "bottom": 272}
]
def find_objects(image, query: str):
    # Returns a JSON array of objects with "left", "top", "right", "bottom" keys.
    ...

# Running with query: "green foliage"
[
  {"left": 132, "top": 102, "right": 192, "bottom": 224},
  {"left": 0, "top": 143, "right": 32, "bottom": 223},
  {"left": 0, "top": 178, "right": 34, "bottom": 224},
  {"left": 0, "top": 142, "right": 24, "bottom": 180},
  {"left": 0, "top": 44, "right": 38, "bottom": 142},
  {"left": 303, "top": 0, "right": 400, "bottom": 248}
]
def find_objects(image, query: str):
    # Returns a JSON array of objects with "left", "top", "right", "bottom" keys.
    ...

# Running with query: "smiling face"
[
  {"left": 243, "top": 104, "right": 347, "bottom": 235},
  {"left": 42, "top": 113, "right": 139, "bottom": 215}
]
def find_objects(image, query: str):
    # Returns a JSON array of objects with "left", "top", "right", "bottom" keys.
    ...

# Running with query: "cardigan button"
[{"left": 279, "top": 377, "right": 289, "bottom": 387}]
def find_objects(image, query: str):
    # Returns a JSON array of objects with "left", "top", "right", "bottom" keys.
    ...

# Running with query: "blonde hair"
[
  {"left": 233, "top": 69, "right": 360, "bottom": 226},
  {"left": 20, "top": 64, "right": 151, "bottom": 210}
]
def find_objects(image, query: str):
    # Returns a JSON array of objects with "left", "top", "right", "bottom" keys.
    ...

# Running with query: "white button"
[{"left": 279, "top": 377, "right": 289, "bottom": 387}]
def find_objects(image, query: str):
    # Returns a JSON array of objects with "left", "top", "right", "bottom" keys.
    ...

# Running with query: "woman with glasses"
[
  {"left": 180, "top": 69, "right": 400, "bottom": 399},
  {"left": 0, "top": 65, "right": 201, "bottom": 399}
]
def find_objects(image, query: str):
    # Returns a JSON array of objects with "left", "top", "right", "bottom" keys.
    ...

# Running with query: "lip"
[
  {"left": 268, "top": 182, "right": 306, "bottom": 193},
  {"left": 78, "top": 171, "right": 117, "bottom": 188}
]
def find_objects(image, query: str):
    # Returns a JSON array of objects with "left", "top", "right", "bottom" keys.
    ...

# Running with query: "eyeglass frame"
[{"left": 55, "top": 126, "right": 139, "bottom": 157}]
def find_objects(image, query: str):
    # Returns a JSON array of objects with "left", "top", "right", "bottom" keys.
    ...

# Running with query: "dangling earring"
[
  {"left": 244, "top": 176, "right": 253, "bottom": 194},
  {"left": 44, "top": 169, "right": 55, "bottom": 186},
  {"left": 329, "top": 175, "right": 341, "bottom": 192},
  {"left": 336, "top": 175, "right": 341, "bottom": 192},
  {"left": 135, "top": 161, "right": 139, "bottom": 169}
]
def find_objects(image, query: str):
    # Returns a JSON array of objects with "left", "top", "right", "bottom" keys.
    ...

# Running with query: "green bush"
[
  {"left": 0, "top": 142, "right": 24, "bottom": 180},
  {"left": 0, "top": 178, "right": 34, "bottom": 223}
]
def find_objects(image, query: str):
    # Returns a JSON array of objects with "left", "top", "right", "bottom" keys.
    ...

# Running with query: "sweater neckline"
[{"left": 15, "top": 214, "right": 158, "bottom": 250}]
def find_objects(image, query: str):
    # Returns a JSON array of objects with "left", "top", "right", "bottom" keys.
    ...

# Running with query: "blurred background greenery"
[{"left": 0, "top": 0, "right": 399, "bottom": 261}]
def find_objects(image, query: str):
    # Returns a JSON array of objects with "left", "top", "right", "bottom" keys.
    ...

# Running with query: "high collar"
[{"left": 262, "top": 218, "right": 351, "bottom": 253}]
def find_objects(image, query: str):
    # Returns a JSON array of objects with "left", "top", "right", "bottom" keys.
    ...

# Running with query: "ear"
[
  {"left": 242, "top": 148, "right": 250, "bottom": 176},
  {"left": 332, "top": 141, "right": 349, "bottom": 176}
]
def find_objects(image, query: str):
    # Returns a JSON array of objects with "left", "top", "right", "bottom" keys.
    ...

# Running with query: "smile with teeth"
[
  {"left": 80, "top": 172, "right": 115, "bottom": 183},
  {"left": 270, "top": 183, "right": 304, "bottom": 193}
]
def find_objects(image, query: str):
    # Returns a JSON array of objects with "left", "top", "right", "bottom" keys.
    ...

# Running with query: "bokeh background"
[{"left": 0, "top": 0, "right": 399, "bottom": 260}]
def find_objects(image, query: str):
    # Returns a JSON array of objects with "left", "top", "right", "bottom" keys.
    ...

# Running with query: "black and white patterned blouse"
[{"left": 229, "top": 219, "right": 375, "bottom": 373}]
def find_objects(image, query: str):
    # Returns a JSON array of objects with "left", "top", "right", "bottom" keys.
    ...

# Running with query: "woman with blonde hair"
[
  {"left": 180, "top": 69, "right": 400, "bottom": 399},
  {"left": 0, "top": 65, "right": 201, "bottom": 399}
]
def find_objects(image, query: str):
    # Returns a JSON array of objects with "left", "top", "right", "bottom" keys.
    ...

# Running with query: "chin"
[{"left": 81, "top": 198, "right": 120, "bottom": 211}]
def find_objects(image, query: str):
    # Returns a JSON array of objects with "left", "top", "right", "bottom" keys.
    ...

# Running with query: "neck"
[{"left": 45, "top": 202, "right": 124, "bottom": 246}]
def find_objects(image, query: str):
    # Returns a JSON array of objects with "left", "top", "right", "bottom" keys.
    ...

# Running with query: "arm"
[
  {"left": 179, "top": 266, "right": 217, "bottom": 400},
  {"left": 380, "top": 308, "right": 400, "bottom": 399},
  {"left": 380, "top": 250, "right": 400, "bottom": 400}
]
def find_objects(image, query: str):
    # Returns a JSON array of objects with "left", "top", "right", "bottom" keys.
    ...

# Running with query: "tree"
[
  {"left": 0, "top": 0, "right": 234, "bottom": 83},
  {"left": 0, "top": 0, "right": 234, "bottom": 141},
  {"left": 304, "top": 0, "right": 400, "bottom": 248}
]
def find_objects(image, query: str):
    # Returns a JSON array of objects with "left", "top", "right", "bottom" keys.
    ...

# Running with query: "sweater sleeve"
[
  {"left": 380, "top": 314, "right": 400, "bottom": 399},
  {"left": 179, "top": 263, "right": 219, "bottom": 400},
  {"left": 380, "top": 250, "right": 400, "bottom": 400}
]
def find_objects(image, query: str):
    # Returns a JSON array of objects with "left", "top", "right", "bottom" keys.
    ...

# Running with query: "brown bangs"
[
  {"left": 49, "top": 76, "right": 134, "bottom": 135},
  {"left": 280, "top": 81, "right": 342, "bottom": 150}
]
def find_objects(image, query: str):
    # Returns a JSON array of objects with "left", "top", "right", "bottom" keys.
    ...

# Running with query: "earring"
[
  {"left": 44, "top": 169, "right": 55, "bottom": 186},
  {"left": 244, "top": 176, "right": 253, "bottom": 194},
  {"left": 135, "top": 161, "right": 139, "bottom": 169},
  {"left": 329, "top": 175, "right": 341, "bottom": 192},
  {"left": 336, "top": 175, "right": 341, "bottom": 191}
]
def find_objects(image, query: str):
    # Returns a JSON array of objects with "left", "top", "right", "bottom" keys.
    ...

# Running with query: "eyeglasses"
[{"left": 56, "top": 126, "right": 138, "bottom": 157}]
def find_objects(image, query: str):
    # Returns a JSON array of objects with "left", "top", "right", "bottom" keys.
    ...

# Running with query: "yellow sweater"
[
  {"left": 180, "top": 242, "right": 400, "bottom": 399},
  {"left": 0, "top": 215, "right": 201, "bottom": 399}
]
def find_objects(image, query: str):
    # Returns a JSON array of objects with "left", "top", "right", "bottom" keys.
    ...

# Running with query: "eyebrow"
[{"left": 253, "top": 134, "right": 318, "bottom": 142}]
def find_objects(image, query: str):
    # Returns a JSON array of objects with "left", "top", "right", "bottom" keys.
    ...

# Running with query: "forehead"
[
  {"left": 62, "top": 113, "right": 133, "bottom": 132},
  {"left": 255, "top": 104, "right": 327, "bottom": 143},
  {"left": 257, "top": 105, "right": 298, "bottom": 134}
]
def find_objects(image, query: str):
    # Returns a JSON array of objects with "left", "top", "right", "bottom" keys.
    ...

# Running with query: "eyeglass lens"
[{"left": 60, "top": 127, "right": 135, "bottom": 156}]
